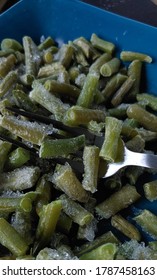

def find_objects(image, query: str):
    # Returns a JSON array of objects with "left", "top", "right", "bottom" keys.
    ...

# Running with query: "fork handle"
[{"left": 125, "top": 149, "right": 157, "bottom": 170}]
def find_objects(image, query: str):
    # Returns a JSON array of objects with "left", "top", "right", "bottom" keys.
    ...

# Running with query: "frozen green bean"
[
  {"left": 23, "top": 36, "right": 41, "bottom": 77},
  {"left": 64, "top": 105, "right": 105, "bottom": 126},
  {"left": 111, "top": 214, "right": 141, "bottom": 241},
  {"left": 39, "top": 135, "right": 85, "bottom": 158},
  {"left": 100, "top": 57, "right": 120, "bottom": 77},
  {"left": 127, "top": 103, "right": 157, "bottom": 132},
  {"left": 1, "top": 38, "right": 23, "bottom": 52},
  {"left": 143, "top": 180, "right": 157, "bottom": 201},
  {"left": 0, "top": 218, "right": 29, "bottom": 256},
  {"left": 38, "top": 36, "right": 55, "bottom": 51},
  {"left": 111, "top": 76, "right": 135, "bottom": 107},
  {"left": 120, "top": 51, "right": 152, "bottom": 63},
  {"left": 44, "top": 79, "right": 80, "bottom": 99},
  {"left": 0, "top": 71, "right": 18, "bottom": 98},
  {"left": 0, "top": 140, "right": 12, "bottom": 172},
  {"left": 99, "top": 117, "right": 123, "bottom": 162},
  {"left": 35, "top": 200, "right": 62, "bottom": 252},
  {"left": 102, "top": 73, "right": 127, "bottom": 102},
  {"left": 80, "top": 243, "right": 117, "bottom": 260},
  {"left": 6, "top": 147, "right": 30, "bottom": 170},
  {"left": 137, "top": 93, "right": 157, "bottom": 111},
  {"left": 59, "top": 194, "right": 93, "bottom": 226},
  {"left": 82, "top": 145, "right": 100, "bottom": 193},
  {"left": 29, "top": 82, "right": 69, "bottom": 120},
  {"left": 76, "top": 72, "right": 100, "bottom": 108},
  {"left": 134, "top": 209, "right": 157, "bottom": 238},
  {"left": 0, "top": 114, "right": 52, "bottom": 145},
  {"left": 74, "top": 36, "right": 100, "bottom": 59},
  {"left": 96, "top": 185, "right": 141, "bottom": 219},
  {"left": 0, "top": 54, "right": 16, "bottom": 78},
  {"left": 52, "top": 164, "right": 89, "bottom": 203},
  {"left": 91, "top": 33, "right": 115, "bottom": 54}
]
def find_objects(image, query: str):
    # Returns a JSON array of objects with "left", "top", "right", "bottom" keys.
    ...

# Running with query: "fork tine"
[
  {"left": 0, "top": 133, "right": 38, "bottom": 155},
  {"left": 6, "top": 107, "right": 96, "bottom": 141}
]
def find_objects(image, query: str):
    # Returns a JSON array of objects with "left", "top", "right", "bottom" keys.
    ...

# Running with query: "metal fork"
[{"left": 1, "top": 106, "right": 157, "bottom": 178}]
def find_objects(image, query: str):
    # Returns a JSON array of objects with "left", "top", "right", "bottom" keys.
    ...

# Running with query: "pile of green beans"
[{"left": 0, "top": 34, "right": 157, "bottom": 260}]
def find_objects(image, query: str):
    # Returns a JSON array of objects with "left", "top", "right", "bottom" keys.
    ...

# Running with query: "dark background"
[{"left": 1, "top": 0, "right": 157, "bottom": 27}]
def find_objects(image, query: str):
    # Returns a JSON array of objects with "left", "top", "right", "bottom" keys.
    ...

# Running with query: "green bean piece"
[
  {"left": 80, "top": 242, "right": 117, "bottom": 260},
  {"left": 87, "top": 120, "right": 105, "bottom": 134},
  {"left": 143, "top": 180, "right": 157, "bottom": 201},
  {"left": 125, "top": 166, "right": 144, "bottom": 185},
  {"left": 0, "top": 54, "right": 16, "bottom": 78},
  {"left": 68, "top": 66, "right": 80, "bottom": 82},
  {"left": 43, "top": 51, "right": 53, "bottom": 64},
  {"left": 38, "top": 62, "right": 67, "bottom": 78},
  {"left": 23, "top": 36, "right": 41, "bottom": 77},
  {"left": 0, "top": 49, "right": 15, "bottom": 57},
  {"left": 91, "top": 33, "right": 115, "bottom": 54},
  {"left": 111, "top": 214, "right": 141, "bottom": 241},
  {"left": 0, "top": 114, "right": 52, "bottom": 145},
  {"left": 99, "top": 117, "right": 123, "bottom": 162},
  {"left": 6, "top": 147, "right": 30, "bottom": 170},
  {"left": 38, "top": 36, "right": 55, "bottom": 51},
  {"left": 57, "top": 212, "right": 72, "bottom": 234},
  {"left": 105, "top": 174, "right": 122, "bottom": 190},
  {"left": 0, "top": 195, "right": 32, "bottom": 214},
  {"left": 148, "top": 241, "right": 157, "bottom": 251},
  {"left": 77, "top": 219, "right": 97, "bottom": 241},
  {"left": 64, "top": 105, "right": 105, "bottom": 126},
  {"left": 89, "top": 53, "right": 112, "bottom": 74},
  {"left": 82, "top": 145, "right": 100, "bottom": 193},
  {"left": 75, "top": 230, "right": 119, "bottom": 257},
  {"left": 11, "top": 211, "right": 33, "bottom": 245},
  {"left": 127, "top": 60, "right": 142, "bottom": 99},
  {"left": 134, "top": 209, "right": 157, "bottom": 238},
  {"left": 125, "top": 134, "right": 145, "bottom": 152},
  {"left": 35, "top": 200, "right": 62, "bottom": 251},
  {"left": 120, "top": 51, "right": 152, "bottom": 63},
  {"left": 44, "top": 79, "right": 80, "bottom": 99},
  {"left": 35, "top": 175, "right": 52, "bottom": 216},
  {"left": 36, "top": 246, "right": 77, "bottom": 260},
  {"left": 1, "top": 38, "right": 23, "bottom": 52},
  {"left": 52, "top": 164, "right": 89, "bottom": 203},
  {"left": 95, "top": 185, "right": 141, "bottom": 219},
  {"left": 0, "top": 218, "right": 28, "bottom": 256},
  {"left": 127, "top": 104, "right": 157, "bottom": 132},
  {"left": 60, "top": 194, "right": 93, "bottom": 226},
  {"left": 0, "top": 140, "right": 12, "bottom": 172},
  {"left": 19, "top": 73, "right": 34, "bottom": 86},
  {"left": 39, "top": 135, "right": 85, "bottom": 159},
  {"left": 0, "top": 166, "right": 40, "bottom": 191},
  {"left": 29, "top": 82, "right": 69, "bottom": 120},
  {"left": 76, "top": 72, "right": 99, "bottom": 108},
  {"left": 137, "top": 93, "right": 157, "bottom": 111},
  {"left": 100, "top": 57, "right": 120, "bottom": 77},
  {"left": 69, "top": 41, "right": 89, "bottom": 67},
  {"left": 12, "top": 89, "right": 38, "bottom": 112},
  {"left": 0, "top": 70, "right": 18, "bottom": 98},
  {"left": 111, "top": 76, "right": 135, "bottom": 107},
  {"left": 73, "top": 36, "right": 100, "bottom": 60},
  {"left": 57, "top": 44, "right": 74, "bottom": 69},
  {"left": 102, "top": 73, "right": 127, "bottom": 102},
  {"left": 108, "top": 103, "right": 130, "bottom": 118}
]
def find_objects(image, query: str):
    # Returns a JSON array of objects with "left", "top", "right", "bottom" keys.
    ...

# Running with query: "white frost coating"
[
  {"left": 0, "top": 166, "right": 40, "bottom": 191},
  {"left": 119, "top": 240, "right": 154, "bottom": 260},
  {"left": 36, "top": 247, "right": 78, "bottom": 260}
]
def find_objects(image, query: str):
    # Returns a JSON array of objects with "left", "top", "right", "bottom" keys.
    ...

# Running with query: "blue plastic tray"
[{"left": 0, "top": 0, "right": 157, "bottom": 244}]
